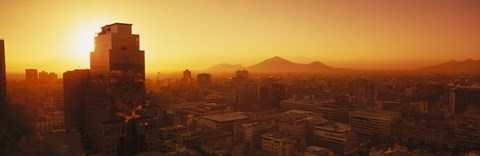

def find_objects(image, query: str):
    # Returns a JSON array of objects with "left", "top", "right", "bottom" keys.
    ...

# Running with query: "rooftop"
[
  {"left": 351, "top": 109, "right": 401, "bottom": 118},
  {"left": 203, "top": 112, "right": 248, "bottom": 123}
]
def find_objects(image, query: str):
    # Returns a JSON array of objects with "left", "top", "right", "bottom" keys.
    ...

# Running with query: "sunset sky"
[{"left": 1, "top": 0, "right": 479, "bottom": 74}]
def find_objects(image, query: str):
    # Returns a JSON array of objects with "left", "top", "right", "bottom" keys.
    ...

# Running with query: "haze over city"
[
  {"left": 1, "top": 0, "right": 480, "bottom": 73},
  {"left": 1, "top": 1, "right": 480, "bottom": 156}
]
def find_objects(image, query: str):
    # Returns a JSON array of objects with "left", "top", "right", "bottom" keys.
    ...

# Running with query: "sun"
[{"left": 69, "top": 22, "right": 101, "bottom": 67}]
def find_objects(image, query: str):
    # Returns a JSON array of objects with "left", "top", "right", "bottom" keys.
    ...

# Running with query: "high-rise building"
[
  {"left": 236, "top": 80, "right": 260, "bottom": 111},
  {"left": 25, "top": 69, "right": 38, "bottom": 83},
  {"left": 63, "top": 69, "right": 90, "bottom": 132},
  {"left": 450, "top": 86, "right": 480, "bottom": 116},
  {"left": 196, "top": 73, "right": 212, "bottom": 88},
  {"left": 0, "top": 39, "right": 6, "bottom": 105},
  {"left": 259, "top": 79, "right": 286, "bottom": 109},
  {"left": 87, "top": 23, "right": 160, "bottom": 155},
  {"left": 181, "top": 69, "right": 193, "bottom": 85}
]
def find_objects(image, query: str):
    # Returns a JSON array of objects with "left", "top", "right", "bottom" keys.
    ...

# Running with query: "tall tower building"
[
  {"left": 90, "top": 23, "right": 146, "bottom": 116},
  {"left": 0, "top": 39, "right": 6, "bottom": 105},
  {"left": 87, "top": 23, "right": 159, "bottom": 155},
  {"left": 63, "top": 69, "right": 90, "bottom": 132}
]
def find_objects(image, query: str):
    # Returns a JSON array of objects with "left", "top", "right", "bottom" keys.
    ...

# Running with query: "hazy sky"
[{"left": 1, "top": 0, "right": 480, "bottom": 73}]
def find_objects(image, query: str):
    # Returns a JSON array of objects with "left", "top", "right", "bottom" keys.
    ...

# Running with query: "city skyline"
[{"left": 1, "top": 0, "right": 480, "bottom": 73}]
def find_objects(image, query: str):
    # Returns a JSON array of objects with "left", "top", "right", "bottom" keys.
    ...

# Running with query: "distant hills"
[
  {"left": 207, "top": 56, "right": 334, "bottom": 73},
  {"left": 420, "top": 59, "right": 480, "bottom": 73},
  {"left": 207, "top": 57, "right": 480, "bottom": 73}
]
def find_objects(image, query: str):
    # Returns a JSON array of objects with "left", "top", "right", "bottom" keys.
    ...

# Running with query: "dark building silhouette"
[
  {"left": 0, "top": 39, "right": 6, "bottom": 105},
  {"left": 349, "top": 78, "right": 378, "bottom": 101},
  {"left": 25, "top": 69, "right": 38, "bottom": 83},
  {"left": 259, "top": 80, "right": 286, "bottom": 109},
  {"left": 237, "top": 80, "right": 259, "bottom": 111},
  {"left": 196, "top": 73, "right": 212, "bottom": 87},
  {"left": 181, "top": 69, "right": 193, "bottom": 85},
  {"left": 450, "top": 86, "right": 480, "bottom": 115},
  {"left": 63, "top": 69, "right": 90, "bottom": 132},
  {"left": 87, "top": 23, "right": 161, "bottom": 155},
  {"left": 236, "top": 78, "right": 286, "bottom": 112}
]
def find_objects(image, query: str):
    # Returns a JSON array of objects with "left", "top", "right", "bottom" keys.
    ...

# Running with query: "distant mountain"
[
  {"left": 207, "top": 63, "right": 245, "bottom": 72},
  {"left": 246, "top": 56, "right": 333, "bottom": 73},
  {"left": 420, "top": 59, "right": 480, "bottom": 73}
]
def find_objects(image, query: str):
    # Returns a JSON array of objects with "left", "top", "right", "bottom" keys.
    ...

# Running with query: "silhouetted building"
[
  {"left": 236, "top": 80, "right": 260, "bottom": 111},
  {"left": 450, "top": 86, "right": 480, "bottom": 116},
  {"left": 259, "top": 79, "right": 286, "bottom": 109},
  {"left": 196, "top": 73, "right": 212, "bottom": 88},
  {"left": 87, "top": 23, "right": 160, "bottom": 155},
  {"left": 38, "top": 71, "right": 57, "bottom": 84},
  {"left": 63, "top": 69, "right": 90, "bottom": 132},
  {"left": 25, "top": 69, "right": 38, "bottom": 83},
  {"left": 235, "top": 70, "right": 249, "bottom": 79},
  {"left": 0, "top": 39, "right": 6, "bottom": 105},
  {"left": 181, "top": 69, "right": 193, "bottom": 85},
  {"left": 350, "top": 78, "right": 378, "bottom": 101}
]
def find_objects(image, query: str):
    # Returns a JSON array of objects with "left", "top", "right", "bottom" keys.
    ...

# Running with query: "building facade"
[{"left": 63, "top": 69, "right": 90, "bottom": 132}]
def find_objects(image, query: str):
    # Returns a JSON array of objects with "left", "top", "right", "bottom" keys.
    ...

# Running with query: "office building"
[
  {"left": 63, "top": 69, "right": 90, "bottom": 132},
  {"left": 313, "top": 120, "right": 359, "bottom": 155},
  {"left": 87, "top": 23, "right": 161, "bottom": 155},
  {"left": 450, "top": 86, "right": 480, "bottom": 116},
  {"left": 349, "top": 109, "right": 400, "bottom": 136}
]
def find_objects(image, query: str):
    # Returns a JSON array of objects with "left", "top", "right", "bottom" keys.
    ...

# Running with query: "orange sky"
[{"left": 1, "top": 0, "right": 479, "bottom": 74}]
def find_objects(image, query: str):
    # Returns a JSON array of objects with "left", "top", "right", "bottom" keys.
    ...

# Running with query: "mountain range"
[
  {"left": 420, "top": 59, "right": 480, "bottom": 73},
  {"left": 207, "top": 56, "right": 334, "bottom": 73},
  {"left": 207, "top": 56, "right": 480, "bottom": 73}
]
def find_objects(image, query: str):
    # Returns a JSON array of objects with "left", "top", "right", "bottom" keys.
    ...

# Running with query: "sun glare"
[{"left": 69, "top": 22, "right": 101, "bottom": 66}]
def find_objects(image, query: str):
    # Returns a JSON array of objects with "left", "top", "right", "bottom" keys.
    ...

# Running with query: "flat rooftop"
[
  {"left": 203, "top": 112, "right": 248, "bottom": 123},
  {"left": 351, "top": 109, "right": 401, "bottom": 118}
]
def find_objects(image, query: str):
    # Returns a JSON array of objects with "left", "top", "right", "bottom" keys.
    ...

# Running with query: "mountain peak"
[{"left": 262, "top": 56, "right": 291, "bottom": 63}]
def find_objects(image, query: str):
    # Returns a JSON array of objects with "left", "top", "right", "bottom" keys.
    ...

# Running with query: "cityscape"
[{"left": 1, "top": 1, "right": 480, "bottom": 156}]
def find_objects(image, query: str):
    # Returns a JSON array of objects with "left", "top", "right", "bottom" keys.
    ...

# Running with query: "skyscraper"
[
  {"left": 0, "top": 39, "right": 6, "bottom": 105},
  {"left": 87, "top": 23, "right": 160, "bottom": 155},
  {"left": 63, "top": 69, "right": 90, "bottom": 132},
  {"left": 90, "top": 23, "right": 146, "bottom": 115}
]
